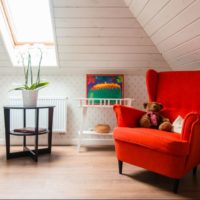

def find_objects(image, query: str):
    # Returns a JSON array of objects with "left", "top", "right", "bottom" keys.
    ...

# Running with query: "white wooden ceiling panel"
[
  {"left": 55, "top": 28, "right": 147, "bottom": 37},
  {"left": 56, "top": 37, "right": 154, "bottom": 46},
  {"left": 128, "top": 0, "right": 200, "bottom": 70},
  {"left": 169, "top": 49, "right": 200, "bottom": 66},
  {"left": 152, "top": 0, "right": 200, "bottom": 45},
  {"left": 54, "top": 8, "right": 133, "bottom": 18},
  {"left": 54, "top": 18, "right": 140, "bottom": 28},
  {"left": 137, "top": 0, "right": 170, "bottom": 26},
  {"left": 54, "top": 0, "right": 169, "bottom": 71},
  {"left": 145, "top": 0, "right": 194, "bottom": 36},
  {"left": 52, "top": 0, "right": 168, "bottom": 71},
  {"left": 164, "top": 35, "right": 200, "bottom": 61},
  {"left": 58, "top": 60, "right": 168, "bottom": 68},
  {"left": 57, "top": 45, "right": 160, "bottom": 54},
  {"left": 129, "top": 0, "right": 149, "bottom": 17},
  {"left": 0, "top": 43, "right": 11, "bottom": 67},
  {"left": 53, "top": 0, "right": 127, "bottom": 7},
  {"left": 58, "top": 53, "right": 164, "bottom": 61},
  {"left": 0, "top": 0, "right": 169, "bottom": 72},
  {"left": 0, "top": 52, "right": 10, "bottom": 60},
  {"left": 157, "top": 18, "right": 200, "bottom": 52}
]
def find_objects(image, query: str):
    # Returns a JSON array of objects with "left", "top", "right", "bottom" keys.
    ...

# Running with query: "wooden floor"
[{"left": 0, "top": 146, "right": 199, "bottom": 199}]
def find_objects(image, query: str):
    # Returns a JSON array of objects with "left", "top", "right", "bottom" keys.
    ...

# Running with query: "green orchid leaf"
[
  {"left": 11, "top": 86, "right": 26, "bottom": 91},
  {"left": 29, "top": 83, "right": 36, "bottom": 90},
  {"left": 35, "top": 82, "right": 49, "bottom": 89},
  {"left": 10, "top": 48, "right": 49, "bottom": 92}
]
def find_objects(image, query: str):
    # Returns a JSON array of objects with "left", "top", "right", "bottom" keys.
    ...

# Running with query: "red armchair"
[{"left": 113, "top": 69, "right": 200, "bottom": 193}]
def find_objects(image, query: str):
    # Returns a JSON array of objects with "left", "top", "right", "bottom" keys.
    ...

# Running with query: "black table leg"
[
  {"left": 48, "top": 107, "right": 54, "bottom": 153},
  {"left": 23, "top": 109, "right": 26, "bottom": 150},
  {"left": 4, "top": 108, "right": 10, "bottom": 159},
  {"left": 34, "top": 108, "right": 39, "bottom": 162}
]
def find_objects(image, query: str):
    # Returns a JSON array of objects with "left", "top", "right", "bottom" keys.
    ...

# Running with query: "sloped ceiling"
[
  {"left": 0, "top": 0, "right": 169, "bottom": 74},
  {"left": 126, "top": 0, "right": 200, "bottom": 70},
  {"left": 0, "top": 36, "right": 12, "bottom": 67}
]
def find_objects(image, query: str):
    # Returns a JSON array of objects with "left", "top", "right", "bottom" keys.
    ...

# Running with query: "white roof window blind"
[{"left": 0, "top": 0, "right": 57, "bottom": 66}]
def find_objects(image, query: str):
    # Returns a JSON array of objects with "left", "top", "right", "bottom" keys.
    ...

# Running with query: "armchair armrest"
[
  {"left": 113, "top": 105, "right": 145, "bottom": 127},
  {"left": 181, "top": 112, "right": 200, "bottom": 171},
  {"left": 181, "top": 112, "right": 200, "bottom": 140}
]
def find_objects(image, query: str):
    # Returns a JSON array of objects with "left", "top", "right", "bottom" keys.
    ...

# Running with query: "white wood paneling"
[
  {"left": 0, "top": 45, "right": 6, "bottom": 53},
  {"left": 55, "top": 18, "right": 140, "bottom": 28},
  {"left": 54, "top": 8, "right": 133, "bottom": 18},
  {"left": 164, "top": 35, "right": 200, "bottom": 61},
  {"left": 53, "top": 0, "right": 127, "bottom": 7},
  {"left": 158, "top": 18, "right": 200, "bottom": 52},
  {"left": 129, "top": 0, "right": 149, "bottom": 17},
  {"left": 58, "top": 53, "right": 163, "bottom": 61},
  {"left": 56, "top": 37, "right": 154, "bottom": 46},
  {"left": 53, "top": 0, "right": 168, "bottom": 71},
  {"left": 58, "top": 45, "right": 159, "bottom": 54},
  {"left": 0, "top": 53, "right": 9, "bottom": 61},
  {"left": 0, "top": 0, "right": 169, "bottom": 72},
  {"left": 151, "top": 0, "right": 198, "bottom": 44},
  {"left": 137, "top": 0, "right": 171, "bottom": 27},
  {"left": 174, "top": 60, "right": 200, "bottom": 69},
  {"left": 128, "top": 0, "right": 200, "bottom": 70},
  {"left": 59, "top": 60, "right": 167, "bottom": 68},
  {"left": 0, "top": 43, "right": 11, "bottom": 66},
  {"left": 169, "top": 48, "right": 200, "bottom": 66},
  {"left": 56, "top": 28, "right": 146, "bottom": 37},
  {"left": 124, "top": 0, "right": 132, "bottom": 6},
  {"left": 145, "top": 0, "right": 194, "bottom": 36},
  {"left": 0, "top": 60, "right": 10, "bottom": 67}
]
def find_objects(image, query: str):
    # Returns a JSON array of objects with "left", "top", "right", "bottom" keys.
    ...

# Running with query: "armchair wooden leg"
[
  {"left": 173, "top": 179, "right": 180, "bottom": 193},
  {"left": 193, "top": 166, "right": 197, "bottom": 175},
  {"left": 118, "top": 160, "right": 123, "bottom": 174}
]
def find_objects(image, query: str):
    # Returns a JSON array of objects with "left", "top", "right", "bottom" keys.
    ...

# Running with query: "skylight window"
[
  {"left": 0, "top": 0, "right": 57, "bottom": 66},
  {"left": 3, "top": 0, "right": 54, "bottom": 45}
]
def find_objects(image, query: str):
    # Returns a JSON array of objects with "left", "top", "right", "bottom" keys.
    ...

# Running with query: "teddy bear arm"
[
  {"left": 140, "top": 115, "right": 151, "bottom": 128},
  {"left": 161, "top": 116, "right": 170, "bottom": 122},
  {"left": 159, "top": 122, "right": 172, "bottom": 132}
]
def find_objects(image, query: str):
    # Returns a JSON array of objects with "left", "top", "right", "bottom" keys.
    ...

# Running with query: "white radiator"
[{"left": 9, "top": 97, "right": 67, "bottom": 132}]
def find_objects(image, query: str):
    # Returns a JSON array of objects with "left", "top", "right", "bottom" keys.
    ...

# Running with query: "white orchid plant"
[{"left": 13, "top": 46, "right": 49, "bottom": 91}]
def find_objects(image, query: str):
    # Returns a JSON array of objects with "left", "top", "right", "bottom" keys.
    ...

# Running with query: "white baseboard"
[
  {"left": 68, "top": 138, "right": 114, "bottom": 146},
  {"left": 0, "top": 137, "right": 114, "bottom": 146}
]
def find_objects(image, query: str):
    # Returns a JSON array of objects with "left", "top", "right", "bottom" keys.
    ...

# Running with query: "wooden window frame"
[{"left": 0, "top": 0, "right": 53, "bottom": 46}]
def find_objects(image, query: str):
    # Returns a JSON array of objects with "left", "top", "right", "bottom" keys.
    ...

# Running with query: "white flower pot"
[{"left": 22, "top": 90, "right": 38, "bottom": 107}]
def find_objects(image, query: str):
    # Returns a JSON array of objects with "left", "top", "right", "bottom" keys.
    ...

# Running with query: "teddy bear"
[{"left": 139, "top": 102, "right": 172, "bottom": 132}]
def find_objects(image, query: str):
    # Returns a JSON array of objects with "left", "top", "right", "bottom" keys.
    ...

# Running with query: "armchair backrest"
[{"left": 146, "top": 69, "right": 200, "bottom": 121}]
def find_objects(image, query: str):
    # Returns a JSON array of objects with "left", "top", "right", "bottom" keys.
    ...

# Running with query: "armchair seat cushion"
[{"left": 114, "top": 128, "right": 189, "bottom": 157}]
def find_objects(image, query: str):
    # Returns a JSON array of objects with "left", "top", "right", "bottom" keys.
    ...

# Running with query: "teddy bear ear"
[
  {"left": 143, "top": 103, "right": 148, "bottom": 109},
  {"left": 159, "top": 103, "right": 163, "bottom": 109}
]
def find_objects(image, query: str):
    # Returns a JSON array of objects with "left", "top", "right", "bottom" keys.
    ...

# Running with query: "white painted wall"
[
  {"left": 127, "top": 0, "right": 200, "bottom": 70},
  {"left": 0, "top": 73, "right": 148, "bottom": 145}
]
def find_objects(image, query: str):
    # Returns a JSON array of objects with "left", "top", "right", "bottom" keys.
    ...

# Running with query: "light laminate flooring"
[{"left": 0, "top": 146, "right": 199, "bottom": 199}]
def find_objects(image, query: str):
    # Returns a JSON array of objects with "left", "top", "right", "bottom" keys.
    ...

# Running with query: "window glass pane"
[{"left": 4, "top": 0, "right": 54, "bottom": 44}]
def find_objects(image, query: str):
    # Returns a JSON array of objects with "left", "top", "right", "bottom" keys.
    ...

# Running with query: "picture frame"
[{"left": 86, "top": 74, "right": 124, "bottom": 104}]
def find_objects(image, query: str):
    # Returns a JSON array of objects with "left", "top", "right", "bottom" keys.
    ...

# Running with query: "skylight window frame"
[
  {"left": 1, "top": 0, "right": 54, "bottom": 46},
  {"left": 0, "top": 0, "right": 58, "bottom": 67}
]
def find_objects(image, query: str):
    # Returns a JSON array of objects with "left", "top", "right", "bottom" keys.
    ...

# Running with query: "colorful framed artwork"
[{"left": 86, "top": 74, "right": 124, "bottom": 104}]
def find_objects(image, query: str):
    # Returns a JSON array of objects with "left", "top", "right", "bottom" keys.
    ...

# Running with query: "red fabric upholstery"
[
  {"left": 114, "top": 128, "right": 189, "bottom": 156},
  {"left": 115, "top": 140, "right": 187, "bottom": 178},
  {"left": 146, "top": 69, "right": 158, "bottom": 102},
  {"left": 113, "top": 105, "right": 145, "bottom": 127},
  {"left": 113, "top": 69, "right": 200, "bottom": 179},
  {"left": 147, "top": 69, "right": 200, "bottom": 121}
]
